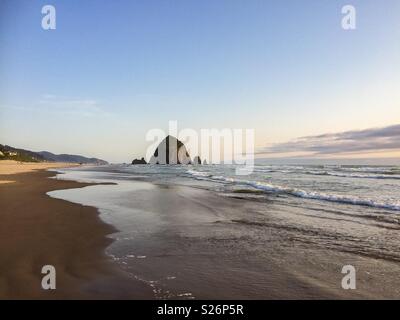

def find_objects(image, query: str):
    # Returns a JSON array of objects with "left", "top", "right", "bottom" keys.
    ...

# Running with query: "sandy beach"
[
  {"left": 0, "top": 161, "right": 152, "bottom": 299},
  {"left": 2, "top": 161, "right": 400, "bottom": 299},
  {"left": 0, "top": 160, "right": 80, "bottom": 176}
]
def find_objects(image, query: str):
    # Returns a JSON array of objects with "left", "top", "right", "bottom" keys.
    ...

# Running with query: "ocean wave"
[
  {"left": 322, "top": 171, "right": 400, "bottom": 179},
  {"left": 186, "top": 169, "right": 400, "bottom": 211},
  {"left": 253, "top": 167, "right": 400, "bottom": 179},
  {"left": 186, "top": 170, "right": 211, "bottom": 178},
  {"left": 299, "top": 170, "right": 400, "bottom": 179}
]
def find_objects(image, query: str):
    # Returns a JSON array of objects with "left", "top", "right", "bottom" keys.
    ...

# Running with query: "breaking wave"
[
  {"left": 251, "top": 167, "right": 400, "bottom": 180},
  {"left": 186, "top": 169, "right": 400, "bottom": 211}
]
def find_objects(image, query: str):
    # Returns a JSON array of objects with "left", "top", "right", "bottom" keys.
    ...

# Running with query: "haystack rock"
[{"left": 149, "top": 135, "right": 192, "bottom": 164}]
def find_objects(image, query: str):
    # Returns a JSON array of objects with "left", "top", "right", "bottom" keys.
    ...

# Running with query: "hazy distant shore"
[{"left": 0, "top": 167, "right": 152, "bottom": 299}]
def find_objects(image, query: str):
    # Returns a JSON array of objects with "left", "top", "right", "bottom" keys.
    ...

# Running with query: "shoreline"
[
  {"left": 0, "top": 167, "right": 153, "bottom": 299},
  {"left": 2, "top": 162, "right": 400, "bottom": 299},
  {"left": 47, "top": 166, "right": 400, "bottom": 299}
]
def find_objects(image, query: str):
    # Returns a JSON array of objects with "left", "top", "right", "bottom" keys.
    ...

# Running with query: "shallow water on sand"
[{"left": 48, "top": 164, "right": 400, "bottom": 299}]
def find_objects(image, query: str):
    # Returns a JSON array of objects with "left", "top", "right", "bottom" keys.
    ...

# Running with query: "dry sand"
[
  {"left": 0, "top": 162, "right": 153, "bottom": 299},
  {"left": 0, "top": 160, "right": 79, "bottom": 176}
]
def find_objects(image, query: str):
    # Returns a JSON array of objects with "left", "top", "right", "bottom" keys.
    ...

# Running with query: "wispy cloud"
[
  {"left": 1, "top": 95, "right": 112, "bottom": 117},
  {"left": 36, "top": 94, "right": 111, "bottom": 117},
  {"left": 259, "top": 124, "right": 400, "bottom": 156}
]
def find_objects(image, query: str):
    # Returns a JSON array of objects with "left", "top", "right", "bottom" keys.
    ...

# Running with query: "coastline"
[{"left": 0, "top": 166, "right": 153, "bottom": 299}]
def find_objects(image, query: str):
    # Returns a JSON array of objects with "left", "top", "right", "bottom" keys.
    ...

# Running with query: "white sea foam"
[
  {"left": 253, "top": 166, "right": 400, "bottom": 180},
  {"left": 323, "top": 171, "right": 400, "bottom": 179},
  {"left": 186, "top": 169, "right": 400, "bottom": 211}
]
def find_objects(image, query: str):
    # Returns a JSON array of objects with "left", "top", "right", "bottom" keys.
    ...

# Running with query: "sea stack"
[
  {"left": 132, "top": 157, "right": 147, "bottom": 165},
  {"left": 149, "top": 135, "right": 191, "bottom": 164},
  {"left": 193, "top": 156, "right": 202, "bottom": 165}
]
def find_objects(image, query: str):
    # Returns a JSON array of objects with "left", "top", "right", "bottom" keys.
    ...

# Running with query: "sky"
[{"left": 0, "top": 0, "right": 399, "bottom": 163}]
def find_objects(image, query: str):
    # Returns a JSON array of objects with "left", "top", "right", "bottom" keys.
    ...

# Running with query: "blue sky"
[{"left": 0, "top": 0, "right": 399, "bottom": 162}]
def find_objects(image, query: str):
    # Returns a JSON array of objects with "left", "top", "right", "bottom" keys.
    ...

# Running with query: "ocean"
[{"left": 47, "top": 163, "right": 400, "bottom": 299}]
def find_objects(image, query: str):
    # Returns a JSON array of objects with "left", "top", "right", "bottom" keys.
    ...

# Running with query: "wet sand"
[
  {"left": 2, "top": 161, "right": 400, "bottom": 299},
  {"left": 48, "top": 169, "right": 400, "bottom": 299},
  {"left": 0, "top": 168, "right": 153, "bottom": 299}
]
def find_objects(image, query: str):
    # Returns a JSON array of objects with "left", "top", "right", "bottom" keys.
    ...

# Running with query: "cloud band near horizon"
[{"left": 258, "top": 124, "right": 400, "bottom": 156}]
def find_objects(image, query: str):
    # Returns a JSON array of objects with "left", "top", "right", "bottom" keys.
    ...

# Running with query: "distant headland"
[{"left": 0, "top": 144, "right": 108, "bottom": 165}]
